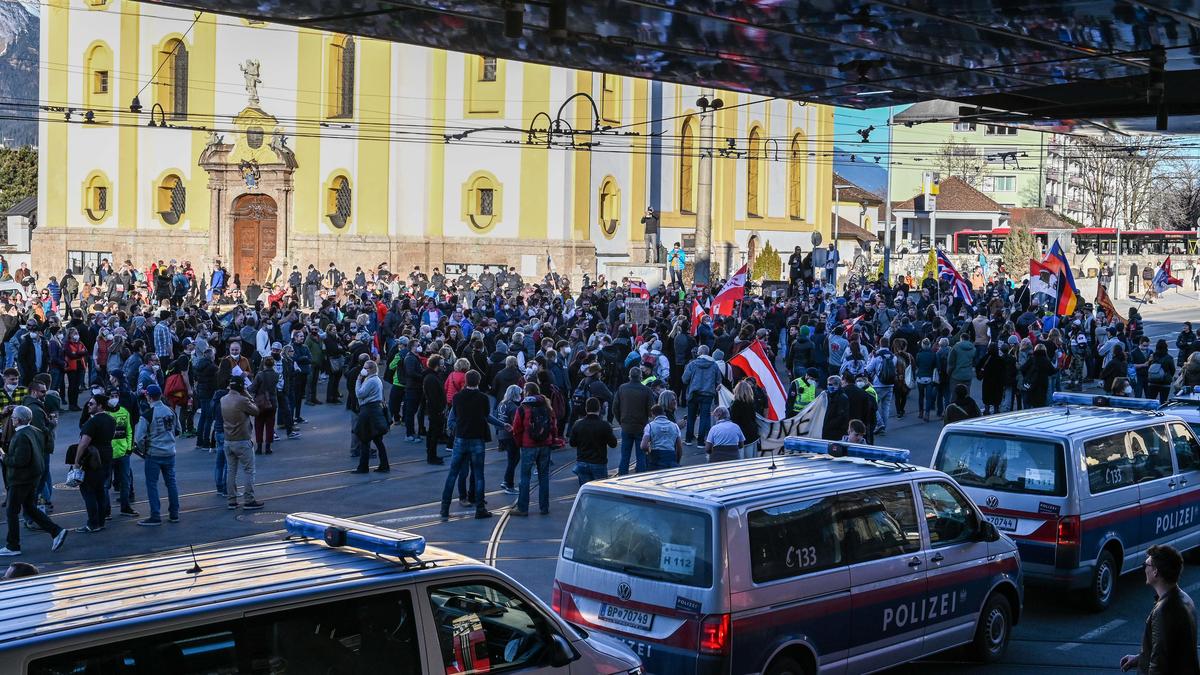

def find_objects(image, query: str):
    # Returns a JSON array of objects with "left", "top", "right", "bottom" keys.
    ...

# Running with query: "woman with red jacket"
[
  {"left": 63, "top": 327, "right": 88, "bottom": 411},
  {"left": 508, "top": 382, "right": 560, "bottom": 516}
]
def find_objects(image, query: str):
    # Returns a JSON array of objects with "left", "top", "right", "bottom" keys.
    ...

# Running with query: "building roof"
[
  {"left": 893, "top": 176, "right": 1006, "bottom": 214},
  {"left": 1009, "top": 207, "right": 1077, "bottom": 230},
  {"left": 892, "top": 100, "right": 967, "bottom": 123},
  {"left": 0, "top": 195, "right": 35, "bottom": 218},
  {"left": 835, "top": 216, "right": 877, "bottom": 243},
  {"left": 832, "top": 172, "right": 882, "bottom": 204}
]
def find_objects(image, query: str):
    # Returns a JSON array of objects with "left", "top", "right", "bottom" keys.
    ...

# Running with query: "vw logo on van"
[
  {"left": 617, "top": 582, "right": 632, "bottom": 601},
  {"left": 986, "top": 495, "right": 999, "bottom": 508}
]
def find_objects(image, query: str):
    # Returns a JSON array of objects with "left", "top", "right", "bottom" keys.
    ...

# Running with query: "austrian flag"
[
  {"left": 689, "top": 299, "right": 706, "bottom": 335},
  {"left": 728, "top": 340, "right": 787, "bottom": 421}
]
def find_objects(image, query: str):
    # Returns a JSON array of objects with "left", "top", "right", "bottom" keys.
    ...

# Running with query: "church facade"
[{"left": 37, "top": 0, "right": 835, "bottom": 283}]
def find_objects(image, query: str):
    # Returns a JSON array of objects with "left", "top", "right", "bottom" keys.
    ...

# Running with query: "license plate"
[
  {"left": 598, "top": 603, "right": 655, "bottom": 631},
  {"left": 987, "top": 515, "right": 1018, "bottom": 532}
]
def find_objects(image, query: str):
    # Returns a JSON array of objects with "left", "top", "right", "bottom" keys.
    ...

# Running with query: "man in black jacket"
[
  {"left": 1121, "top": 544, "right": 1200, "bottom": 674},
  {"left": 821, "top": 376, "right": 850, "bottom": 441},
  {"left": 442, "top": 369, "right": 492, "bottom": 518},
  {"left": 401, "top": 344, "right": 425, "bottom": 442},
  {"left": 844, "top": 375, "right": 879, "bottom": 445},
  {"left": 420, "top": 354, "right": 446, "bottom": 466},
  {"left": 569, "top": 397, "right": 617, "bottom": 484},
  {"left": 16, "top": 321, "right": 48, "bottom": 387},
  {"left": 0, "top": 405, "right": 67, "bottom": 556},
  {"left": 612, "top": 368, "right": 653, "bottom": 475}
]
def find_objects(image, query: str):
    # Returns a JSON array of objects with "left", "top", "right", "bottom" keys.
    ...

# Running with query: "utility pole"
[
  {"left": 693, "top": 91, "right": 716, "bottom": 286},
  {"left": 883, "top": 106, "right": 894, "bottom": 281}
]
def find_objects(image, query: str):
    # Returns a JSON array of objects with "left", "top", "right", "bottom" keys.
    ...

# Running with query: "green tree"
[
  {"left": 1002, "top": 218, "right": 1039, "bottom": 272},
  {"left": 0, "top": 147, "right": 37, "bottom": 212},
  {"left": 751, "top": 241, "right": 782, "bottom": 281}
]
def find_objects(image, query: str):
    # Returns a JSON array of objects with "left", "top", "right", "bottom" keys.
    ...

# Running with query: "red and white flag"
[
  {"left": 628, "top": 280, "right": 649, "bottom": 299},
  {"left": 689, "top": 299, "right": 706, "bottom": 335},
  {"left": 711, "top": 264, "right": 748, "bottom": 317},
  {"left": 728, "top": 340, "right": 787, "bottom": 421}
]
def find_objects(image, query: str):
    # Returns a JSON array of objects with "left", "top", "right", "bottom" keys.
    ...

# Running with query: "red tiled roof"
[
  {"left": 831, "top": 172, "right": 883, "bottom": 204},
  {"left": 893, "top": 176, "right": 1006, "bottom": 213},
  {"left": 1009, "top": 207, "right": 1077, "bottom": 229},
  {"left": 835, "top": 216, "right": 877, "bottom": 243}
]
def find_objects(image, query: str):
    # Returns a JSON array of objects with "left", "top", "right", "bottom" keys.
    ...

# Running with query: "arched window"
[
  {"left": 84, "top": 173, "right": 110, "bottom": 222},
  {"left": 156, "top": 174, "right": 186, "bottom": 225},
  {"left": 747, "top": 126, "right": 762, "bottom": 217},
  {"left": 326, "top": 175, "right": 352, "bottom": 228},
  {"left": 463, "top": 171, "right": 503, "bottom": 231},
  {"left": 599, "top": 178, "right": 620, "bottom": 237},
  {"left": 789, "top": 132, "right": 807, "bottom": 220},
  {"left": 156, "top": 39, "right": 188, "bottom": 119},
  {"left": 84, "top": 43, "right": 113, "bottom": 123},
  {"left": 679, "top": 116, "right": 697, "bottom": 214},
  {"left": 328, "top": 36, "right": 355, "bottom": 118}
]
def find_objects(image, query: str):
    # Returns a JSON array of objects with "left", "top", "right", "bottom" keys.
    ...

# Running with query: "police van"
[
  {"left": 931, "top": 392, "right": 1200, "bottom": 611},
  {"left": 0, "top": 512, "right": 642, "bottom": 675},
  {"left": 553, "top": 440, "right": 1022, "bottom": 675},
  {"left": 1161, "top": 386, "right": 1200, "bottom": 434}
]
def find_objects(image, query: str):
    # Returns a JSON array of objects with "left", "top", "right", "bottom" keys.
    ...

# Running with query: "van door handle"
[
  {"left": 1182, "top": 478, "right": 1189, "bottom": 486},
  {"left": 930, "top": 553, "right": 945, "bottom": 564},
  {"left": 907, "top": 556, "right": 923, "bottom": 568},
  {"left": 1169, "top": 480, "right": 1177, "bottom": 489}
]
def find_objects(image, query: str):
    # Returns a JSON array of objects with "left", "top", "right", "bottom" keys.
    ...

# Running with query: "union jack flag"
[{"left": 936, "top": 250, "right": 974, "bottom": 305}]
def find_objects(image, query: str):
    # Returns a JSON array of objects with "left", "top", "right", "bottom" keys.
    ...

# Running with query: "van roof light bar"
[
  {"left": 1050, "top": 392, "right": 1161, "bottom": 411},
  {"left": 783, "top": 437, "right": 912, "bottom": 467},
  {"left": 285, "top": 512, "right": 427, "bottom": 562}
]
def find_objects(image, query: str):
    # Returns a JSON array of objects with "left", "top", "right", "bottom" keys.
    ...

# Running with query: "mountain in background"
[
  {"left": 832, "top": 147, "right": 888, "bottom": 197},
  {"left": 0, "top": 1, "right": 37, "bottom": 147}
]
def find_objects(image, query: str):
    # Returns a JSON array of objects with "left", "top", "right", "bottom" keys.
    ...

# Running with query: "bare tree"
[
  {"left": 1150, "top": 158, "right": 1200, "bottom": 230},
  {"left": 935, "top": 140, "right": 988, "bottom": 189},
  {"left": 1067, "top": 134, "right": 1173, "bottom": 229}
]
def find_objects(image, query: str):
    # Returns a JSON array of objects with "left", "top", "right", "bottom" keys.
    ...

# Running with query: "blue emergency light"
[
  {"left": 782, "top": 437, "right": 911, "bottom": 463},
  {"left": 285, "top": 512, "right": 426, "bottom": 559},
  {"left": 1050, "top": 392, "right": 1161, "bottom": 411}
]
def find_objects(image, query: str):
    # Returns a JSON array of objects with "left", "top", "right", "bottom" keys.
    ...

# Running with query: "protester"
[
  {"left": 704, "top": 405, "right": 745, "bottom": 463},
  {"left": 568, "top": 397, "right": 616, "bottom": 484},
  {"left": 0, "top": 406, "right": 68, "bottom": 555},
  {"left": 220, "top": 377, "right": 264, "bottom": 510},
  {"left": 613, "top": 366, "right": 653, "bottom": 474},
  {"left": 134, "top": 384, "right": 181, "bottom": 526},
  {"left": 1120, "top": 544, "right": 1200, "bottom": 674}
]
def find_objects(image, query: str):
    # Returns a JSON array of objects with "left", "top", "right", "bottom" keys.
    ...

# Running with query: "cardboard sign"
[{"left": 626, "top": 298, "right": 650, "bottom": 325}]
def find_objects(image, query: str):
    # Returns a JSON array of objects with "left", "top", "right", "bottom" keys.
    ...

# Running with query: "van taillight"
[
  {"left": 551, "top": 584, "right": 561, "bottom": 615},
  {"left": 1057, "top": 516, "right": 1079, "bottom": 547},
  {"left": 699, "top": 614, "right": 730, "bottom": 654}
]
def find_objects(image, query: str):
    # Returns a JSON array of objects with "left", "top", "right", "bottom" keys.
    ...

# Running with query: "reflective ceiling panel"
[{"left": 136, "top": 0, "right": 1200, "bottom": 122}]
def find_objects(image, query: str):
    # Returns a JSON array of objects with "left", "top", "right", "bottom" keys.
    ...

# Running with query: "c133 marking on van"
[{"left": 882, "top": 590, "right": 967, "bottom": 632}]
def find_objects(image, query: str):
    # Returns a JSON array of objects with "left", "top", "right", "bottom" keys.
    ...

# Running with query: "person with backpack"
[
  {"left": 1145, "top": 339, "right": 1176, "bottom": 404},
  {"left": 508, "top": 382, "right": 559, "bottom": 517},
  {"left": 865, "top": 337, "right": 897, "bottom": 436},
  {"left": 568, "top": 362, "right": 612, "bottom": 429}
]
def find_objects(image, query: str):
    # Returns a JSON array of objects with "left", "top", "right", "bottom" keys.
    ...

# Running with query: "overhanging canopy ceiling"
[{"left": 137, "top": 0, "right": 1200, "bottom": 124}]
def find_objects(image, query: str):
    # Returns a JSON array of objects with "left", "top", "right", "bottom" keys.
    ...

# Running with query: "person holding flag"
[
  {"left": 936, "top": 250, "right": 974, "bottom": 305},
  {"left": 1039, "top": 239, "right": 1079, "bottom": 316},
  {"left": 1150, "top": 255, "right": 1183, "bottom": 303}
]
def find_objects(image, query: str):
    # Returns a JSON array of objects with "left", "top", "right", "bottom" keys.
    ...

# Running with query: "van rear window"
[
  {"left": 935, "top": 432, "right": 1066, "bottom": 496},
  {"left": 563, "top": 493, "right": 713, "bottom": 588}
]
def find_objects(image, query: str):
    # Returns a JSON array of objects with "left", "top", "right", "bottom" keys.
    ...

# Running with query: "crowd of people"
[{"left": 1, "top": 253, "right": 1198, "bottom": 555}]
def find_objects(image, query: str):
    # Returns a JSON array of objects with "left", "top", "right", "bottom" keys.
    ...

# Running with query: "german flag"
[{"left": 1040, "top": 239, "right": 1079, "bottom": 316}]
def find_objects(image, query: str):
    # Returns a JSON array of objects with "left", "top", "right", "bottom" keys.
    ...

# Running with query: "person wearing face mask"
[
  {"left": 0, "top": 368, "right": 28, "bottom": 411},
  {"left": 216, "top": 339, "right": 252, "bottom": 389},
  {"left": 844, "top": 375, "right": 879, "bottom": 445},
  {"left": 16, "top": 321, "right": 48, "bottom": 388},
  {"left": 102, "top": 386, "right": 137, "bottom": 518},
  {"left": 820, "top": 375, "right": 851, "bottom": 441},
  {"left": 62, "top": 329, "right": 88, "bottom": 412}
]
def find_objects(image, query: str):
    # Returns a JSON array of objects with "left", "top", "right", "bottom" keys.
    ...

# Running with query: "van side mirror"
[
  {"left": 978, "top": 519, "right": 1000, "bottom": 542},
  {"left": 548, "top": 633, "right": 577, "bottom": 668}
]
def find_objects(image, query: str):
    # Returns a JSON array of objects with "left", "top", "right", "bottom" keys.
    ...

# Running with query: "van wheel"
[
  {"left": 971, "top": 593, "right": 1012, "bottom": 662},
  {"left": 765, "top": 655, "right": 809, "bottom": 675},
  {"left": 1084, "top": 551, "right": 1117, "bottom": 612}
]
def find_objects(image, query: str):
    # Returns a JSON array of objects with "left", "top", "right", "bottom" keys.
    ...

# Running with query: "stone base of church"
[{"left": 32, "top": 229, "right": 603, "bottom": 287}]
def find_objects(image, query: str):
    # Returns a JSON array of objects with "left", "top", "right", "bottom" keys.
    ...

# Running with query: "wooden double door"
[{"left": 231, "top": 194, "right": 278, "bottom": 285}]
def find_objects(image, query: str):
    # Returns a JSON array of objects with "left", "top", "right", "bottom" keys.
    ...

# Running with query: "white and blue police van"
[
  {"left": 553, "top": 440, "right": 1022, "bottom": 675},
  {"left": 1161, "top": 386, "right": 1200, "bottom": 435},
  {"left": 932, "top": 392, "right": 1200, "bottom": 611},
  {"left": 0, "top": 513, "right": 642, "bottom": 675}
]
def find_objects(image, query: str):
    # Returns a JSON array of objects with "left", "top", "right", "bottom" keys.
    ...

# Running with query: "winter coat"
[{"left": 947, "top": 340, "right": 977, "bottom": 382}]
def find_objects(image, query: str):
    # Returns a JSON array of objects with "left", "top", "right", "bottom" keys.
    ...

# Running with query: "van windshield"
[
  {"left": 563, "top": 493, "right": 713, "bottom": 588},
  {"left": 935, "top": 431, "right": 1066, "bottom": 497}
]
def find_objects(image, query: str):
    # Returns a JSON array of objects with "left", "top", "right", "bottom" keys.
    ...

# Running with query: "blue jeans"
[
  {"left": 648, "top": 449, "right": 679, "bottom": 471},
  {"left": 110, "top": 454, "right": 134, "bottom": 511},
  {"left": 518, "top": 446, "right": 552, "bottom": 513},
  {"left": 574, "top": 461, "right": 608, "bottom": 486},
  {"left": 919, "top": 382, "right": 937, "bottom": 416},
  {"left": 685, "top": 393, "right": 714, "bottom": 444},
  {"left": 441, "top": 438, "right": 485, "bottom": 512},
  {"left": 196, "top": 396, "right": 215, "bottom": 446},
  {"left": 214, "top": 430, "right": 227, "bottom": 493},
  {"left": 144, "top": 455, "right": 180, "bottom": 520},
  {"left": 499, "top": 437, "right": 519, "bottom": 486},
  {"left": 874, "top": 385, "right": 894, "bottom": 432},
  {"left": 617, "top": 427, "right": 646, "bottom": 475}
]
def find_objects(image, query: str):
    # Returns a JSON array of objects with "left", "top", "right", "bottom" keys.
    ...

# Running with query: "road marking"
[{"left": 1056, "top": 619, "right": 1126, "bottom": 651}]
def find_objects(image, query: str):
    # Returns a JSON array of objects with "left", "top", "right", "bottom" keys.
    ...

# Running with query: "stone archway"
[{"left": 231, "top": 194, "right": 278, "bottom": 284}]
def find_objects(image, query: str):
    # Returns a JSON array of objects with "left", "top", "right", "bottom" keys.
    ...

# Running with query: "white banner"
[{"left": 716, "top": 388, "right": 827, "bottom": 451}]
